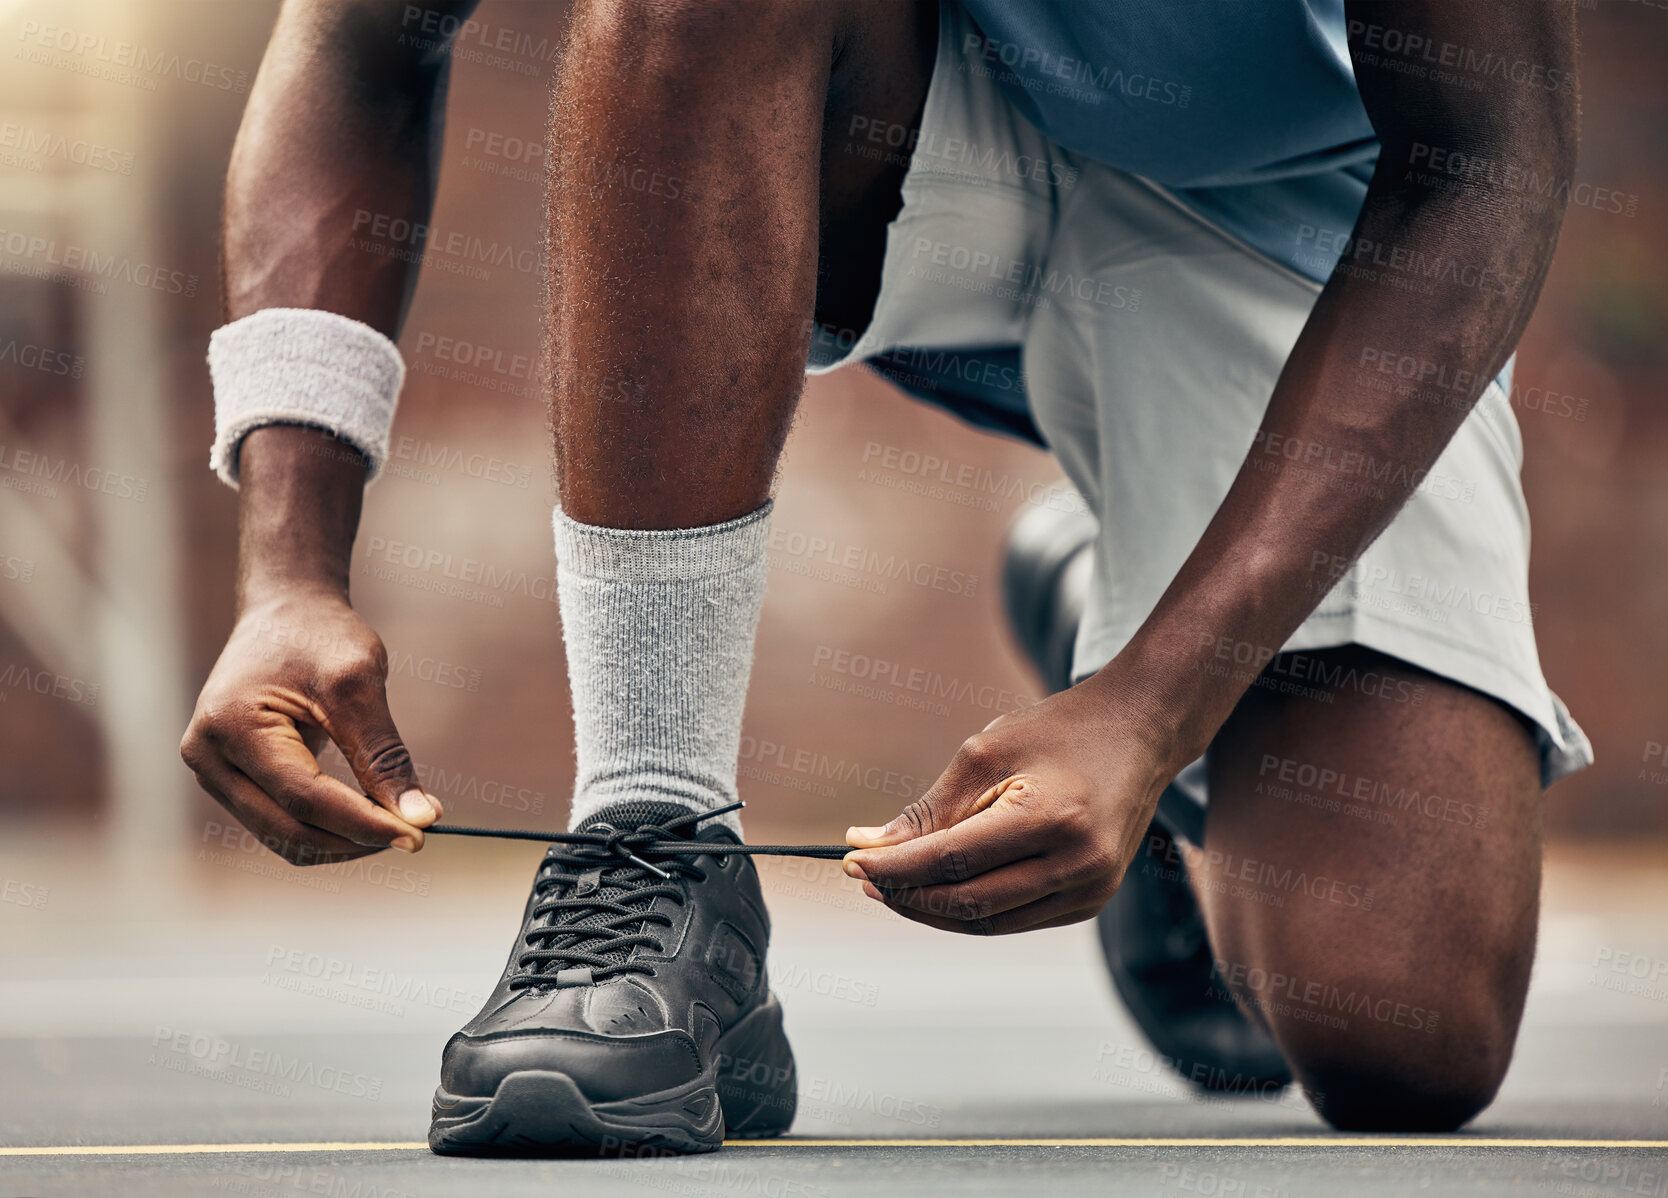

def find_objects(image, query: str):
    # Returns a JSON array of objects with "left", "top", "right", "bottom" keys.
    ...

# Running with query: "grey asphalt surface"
[{"left": 2, "top": 845, "right": 1664, "bottom": 1198}]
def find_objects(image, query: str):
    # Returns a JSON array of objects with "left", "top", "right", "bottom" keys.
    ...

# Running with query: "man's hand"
[
  {"left": 181, "top": 425, "right": 438, "bottom": 866},
  {"left": 842, "top": 675, "right": 1174, "bottom": 935},
  {"left": 182, "top": 589, "right": 439, "bottom": 865}
]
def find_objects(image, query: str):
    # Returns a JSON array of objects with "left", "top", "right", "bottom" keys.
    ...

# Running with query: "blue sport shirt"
[{"left": 956, "top": 0, "right": 1381, "bottom": 283}]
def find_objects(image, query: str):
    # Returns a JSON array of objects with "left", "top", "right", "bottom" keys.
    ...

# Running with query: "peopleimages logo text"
[{"left": 16, "top": 21, "right": 249, "bottom": 91}]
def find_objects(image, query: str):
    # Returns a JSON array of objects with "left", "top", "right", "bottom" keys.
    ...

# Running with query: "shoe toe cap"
[{"left": 441, "top": 1028, "right": 705, "bottom": 1101}]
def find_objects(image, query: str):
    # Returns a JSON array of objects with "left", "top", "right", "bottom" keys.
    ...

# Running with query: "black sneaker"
[
  {"left": 1099, "top": 820, "right": 1292, "bottom": 1095},
  {"left": 1002, "top": 501, "right": 1291, "bottom": 1095},
  {"left": 429, "top": 801, "right": 796, "bottom": 1156},
  {"left": 1001, "top": 501, "right": 1097, "bottom": 697}
]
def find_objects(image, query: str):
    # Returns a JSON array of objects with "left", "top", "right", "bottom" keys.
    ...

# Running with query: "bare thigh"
[{"left": 816, "top": 0, "right": 937, "bottom": 335}]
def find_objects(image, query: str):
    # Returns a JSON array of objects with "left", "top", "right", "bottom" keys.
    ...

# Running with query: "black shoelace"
[{"left": 428, "top": 802, "right": 849, "bottom": 988}]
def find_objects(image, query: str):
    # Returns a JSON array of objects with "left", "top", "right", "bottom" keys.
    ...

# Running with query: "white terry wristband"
[{"left": 206, "top": 307, "right": 405, "bottom": 488}]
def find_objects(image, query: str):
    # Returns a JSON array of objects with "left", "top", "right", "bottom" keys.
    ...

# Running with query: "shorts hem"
[{"left": 1076, "top": 602, "right": 1591, "bottom": 803}]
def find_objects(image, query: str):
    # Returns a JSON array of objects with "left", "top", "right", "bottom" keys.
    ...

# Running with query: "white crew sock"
[{"left": 554, "top": 502, "right": 773, "bottom": 838}]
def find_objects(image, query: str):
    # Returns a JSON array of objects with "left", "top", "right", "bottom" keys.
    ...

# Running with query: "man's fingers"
[
  {"left": 187, "top": 758, "right": 379, "bottom": 866},
  {"left": 846, "top": 732, "right": 1021, "bottom": 848},
  {"left": 845, "top": 775, "right": 1052, "bottom": 888},
  {"left": 876, "top": 881, "right": 1108, "bottom": 937},
  {"left": 325, "top": 681, "right": 440, "bottom": 828},
  {"left": 864, "top": 856, "right": 1058, "bottom": 923},
  {"left": 219, "top": 716, "right": 426, "bottom": 851}
]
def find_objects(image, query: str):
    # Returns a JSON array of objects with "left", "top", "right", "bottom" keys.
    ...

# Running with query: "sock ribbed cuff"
[{"left": 552, "top": 501, "right": 773, "bottom": 581}]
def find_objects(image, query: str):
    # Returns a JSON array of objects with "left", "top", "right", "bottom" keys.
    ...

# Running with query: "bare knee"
[
  {"left": 1209, "top": 916, "right": 1530, "bottom": 1131},
  {"left": 1287, "top": 988, "right": 1519, "bottom": 1131}
]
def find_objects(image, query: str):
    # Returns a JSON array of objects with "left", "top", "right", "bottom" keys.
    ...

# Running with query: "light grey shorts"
[{"left": 807, "top": 2, "right": 1591, "bottom": 823}]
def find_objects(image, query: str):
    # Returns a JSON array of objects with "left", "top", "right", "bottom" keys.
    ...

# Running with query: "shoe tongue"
[{"left": 574, "top": 799, "right": 706, "bottom": 836}]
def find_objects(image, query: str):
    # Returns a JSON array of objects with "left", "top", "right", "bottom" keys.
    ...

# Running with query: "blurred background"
[
  {"left": 0, "top": 0, "right": 1664, "bottom": 864},
  {"left": 0, "top": 0, "right": 1664, "bottom": 1162}
]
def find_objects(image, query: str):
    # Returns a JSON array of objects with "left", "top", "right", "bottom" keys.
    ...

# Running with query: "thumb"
[
  {"left": 328, "top": 686, "right": 442, "bottom": 830},
  {"left": 847, "top": 734, "right": 1012, "bottom": 849}
]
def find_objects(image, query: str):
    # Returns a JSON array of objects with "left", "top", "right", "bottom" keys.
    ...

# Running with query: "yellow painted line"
[
  {"left": 2, "top": 1137, "right": 1665, "bottom": 1157},
  {"left": 740, "top": 1147, "right": 1668, "bottom": 1154},
  {"left": 0, "top": 1142, "right": 428, "bottom": 1157}
]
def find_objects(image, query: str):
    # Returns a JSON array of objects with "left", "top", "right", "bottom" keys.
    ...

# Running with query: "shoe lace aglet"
[{"left": 625, "top": 850, "right": 672, "bottom": 879}]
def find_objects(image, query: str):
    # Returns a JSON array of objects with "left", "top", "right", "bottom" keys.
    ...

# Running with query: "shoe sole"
[{"left": 428, "top": 995, "right": 796, "bottom": 1156}]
